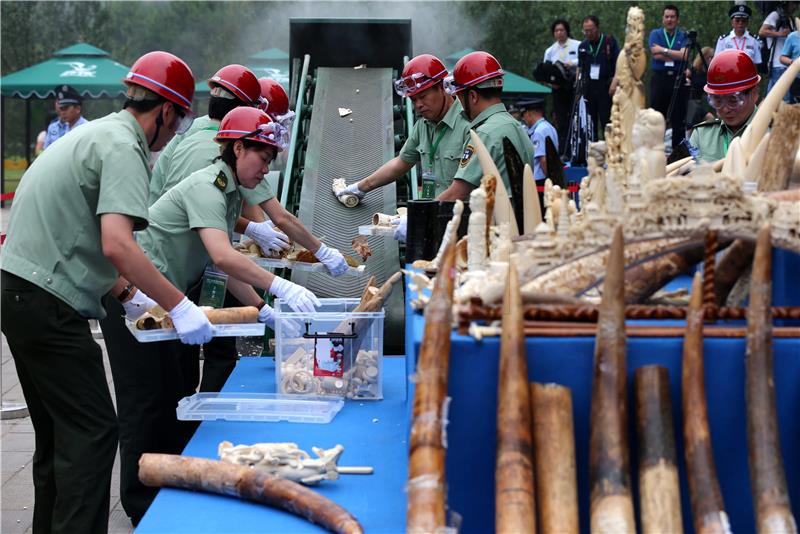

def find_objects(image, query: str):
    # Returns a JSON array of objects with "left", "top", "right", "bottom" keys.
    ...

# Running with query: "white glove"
[
  {"left": 258, "top": 302, "right": 275, "bottom": 328},
  {"left": 392, "top": 215, "right": 407, "bottom": 242},
  {"left": 169, "top": 297, "right": 213, "bottom": 345},
  {"left": 244, "top": 220, "right": 290, "bottom": 254},
  {"left": 269, "top": 277, "right": 321, "bottom": 313},
  {"left": 338, "top": 182, "right": 366, "bottom": 200},
  {"left": 315, "top": 243, "right": 349, "bottom": 277},
  {"left": 122, "top": 289, "right": 157, "bottom": 321}
]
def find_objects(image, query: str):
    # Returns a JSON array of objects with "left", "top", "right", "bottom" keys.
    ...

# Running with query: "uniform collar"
[
  {"left": 467, "top": 103, "right": 507, "bottom": 128},
  {"left": 211, "top": 159, "right": 238, "bottom": 194},
  {"left": 427, "top": 97, "right": 463, "bottom": 130},
  {"left": 729, "top": 29, "right": 752, "bottom": 38},
  {"left": 118, "top": 110, "right": 150, "bottom": 161}
]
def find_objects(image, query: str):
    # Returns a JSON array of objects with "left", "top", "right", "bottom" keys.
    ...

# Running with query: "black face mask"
[
  {"left": 462, "top": 90, "right": 474, "bottom": 120},
  {"left": 149, "top": 108, "right": 164, "bottom": 149}
]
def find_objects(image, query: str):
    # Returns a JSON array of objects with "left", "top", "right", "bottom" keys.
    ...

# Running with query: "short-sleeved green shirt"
[
  {"left": 689, "top": 109, "right": 756, "bottom": 163},
  {"left": 138, "top": 160, "right": 249, "bottom": 292},
  {"left": 149, "top": 115, "right": 216, "bottom": 204},
  {"left": 2, "top": 111, "right": 151, "bottom": 319},
  {"left": 399, "top": 98, "right": 472, "bottom": 196},
  {"left": 149, "top": 114, "right": 275, "bottom": 207},
  {"left": 453, "top": 103, "right": 535, "bottom": 196}
]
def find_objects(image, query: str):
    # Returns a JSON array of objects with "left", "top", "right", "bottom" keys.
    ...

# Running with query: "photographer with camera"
[
  {"left": 760, "top": 1, "right": 798, "bottom": 101},
  {"left": 542, "top": 19, "right": 580, "bottom": 145},
  {"left": 649, "top": 4, "right": 690, "bottom": 152}
]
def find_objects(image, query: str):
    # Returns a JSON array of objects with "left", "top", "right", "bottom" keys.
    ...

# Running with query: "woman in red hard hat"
[
  {"left": 1, "top": 50, "right": 213, "bottom": 534},
  {"left": 688, "top": 49, "right": 761, "bottom": 162}
]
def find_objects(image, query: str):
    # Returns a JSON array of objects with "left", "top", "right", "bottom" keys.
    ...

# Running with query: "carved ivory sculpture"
[
  {"left": 218, "top": 441, "right": 373, "bottom": 485},
  {"left": 631, "top": 109, "right": 667, "bottom": 184}
]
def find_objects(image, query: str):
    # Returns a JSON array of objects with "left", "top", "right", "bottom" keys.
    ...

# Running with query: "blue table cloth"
[{"left": 137, "top": 357, "right": 409, "bottom": 533}]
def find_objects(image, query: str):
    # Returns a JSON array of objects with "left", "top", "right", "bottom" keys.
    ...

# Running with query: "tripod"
[{"left": 564, "top": 49, "right": 594, "bottom": 166}]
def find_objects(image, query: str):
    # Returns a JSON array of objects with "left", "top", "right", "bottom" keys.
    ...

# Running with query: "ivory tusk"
[
  {"left": 522, "top": 163, "right": 541, "bottom": 234},
  {"left": 665, "top": 156, "right": 693, "bottom": 175}
]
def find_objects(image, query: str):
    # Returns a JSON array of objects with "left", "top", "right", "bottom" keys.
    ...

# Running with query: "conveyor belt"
[{"left": 291, "top": 67, "right": 404, "bottom": 352}]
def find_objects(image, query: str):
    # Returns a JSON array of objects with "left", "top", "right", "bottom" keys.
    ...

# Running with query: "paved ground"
[{"left": 1, "top": 206, "right": 133, "bottom": 533}]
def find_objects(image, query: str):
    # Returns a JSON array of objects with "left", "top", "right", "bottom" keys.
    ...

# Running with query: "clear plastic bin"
[
  {"left": 274, "top": 298, "right": 384, "bottom": 400},
  {"left": 176, "top": 392, "right": 343, "bottom": 423},
  {"left": 126, "top": 320, "right": 265, "bottom": 343}
]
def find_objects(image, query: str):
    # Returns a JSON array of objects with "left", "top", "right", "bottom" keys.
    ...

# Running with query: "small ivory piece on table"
[{"left": 338, "top": 108, "right": 352, "bottom": 117}]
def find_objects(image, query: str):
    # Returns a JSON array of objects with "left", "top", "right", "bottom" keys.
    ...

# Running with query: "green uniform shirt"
[
  {"left": 149, "top": 114, "right": 275, "bottom": 207},
  {"left": 453, "top": 103, "right": 535, "bottom": 195},
  {"left": 149, "top": 114, "right": 216, "bottom": 204},
  {"left": 2, "top": 111, "right": 150, "bottom": 319},
  {"left": 399, "top": 98, "right": 471, "bottom": 196},
  {"left": 138, "top": 160, "right": 248, "bottom": 292},
  {"left": 689, "top": 109, "right": 756, "bottom": 163}
]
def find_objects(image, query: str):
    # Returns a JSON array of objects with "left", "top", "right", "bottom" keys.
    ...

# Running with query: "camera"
[{"left": 687, "top": 29, "right": 698, "bottom": 40}]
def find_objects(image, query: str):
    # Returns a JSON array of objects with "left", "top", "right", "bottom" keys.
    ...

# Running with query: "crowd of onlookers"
[{"left": 533, "top": 1, "right": 799, "bottom": 159}]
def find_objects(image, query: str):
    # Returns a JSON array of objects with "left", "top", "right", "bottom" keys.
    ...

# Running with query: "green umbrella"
[
  {"left": 194, "top": 47, "right": 290, "bottom": 96},
  {"left": 0, "top": 43, "right": 130, "bottom": 98},
  {"left": 444, "top": 48, "right": 551, "bottom": 95}
]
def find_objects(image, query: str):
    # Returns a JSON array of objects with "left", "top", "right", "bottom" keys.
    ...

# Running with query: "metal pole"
[
  {"left": 24, "top": 99, "right": 31, "bottom": 169},
  {"left": 281, "top": 54, "right": 310, "bottom": 208},
  {"left": 1, "top": 96, "right": 5, "bottom": 207},
  {"left": 403, "top": 56, "right": 419, "bottom": 200}
]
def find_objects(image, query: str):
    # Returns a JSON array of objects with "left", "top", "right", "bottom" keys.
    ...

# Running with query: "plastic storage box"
[
  {"left": 274, "top": 298, "right": 384, "bottom": 400},
  {"left": 175, "top": 392, "right": 343, "bottom": 424}
]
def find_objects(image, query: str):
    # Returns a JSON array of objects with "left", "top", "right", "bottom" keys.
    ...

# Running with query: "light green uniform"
[
  {"left": 148, "top": 114, "right": 274, "bottom": 207},
  {"left": 149, "top": 115, "right": 216, "bottom": 204},
  {"left": 2, "top": 111, "right": 150, "bottom": 318},
  {"left": 688, "top": 109, "right": 756, "bottom": 163},
  {"left": 399, "top": 98, "right": 472, "bottom": 196},
  {"left": 453, "top": 103, "right": 535, "bottom": 195},
  {"left": 138, "top": 160, "right": 253, "bottom": 292}
]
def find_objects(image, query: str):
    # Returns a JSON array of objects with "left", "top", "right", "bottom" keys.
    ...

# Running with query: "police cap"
[
  {"left": 55, "top": 84, "right": 82, "bottom": 106},
  {"left": 517, "top": 97, "right": 546, "bottom": 111},
  {"left": 729, "top": 4, "right": 751, "bottom": 18}
]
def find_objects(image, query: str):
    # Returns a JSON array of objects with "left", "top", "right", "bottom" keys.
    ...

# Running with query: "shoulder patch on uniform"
[
  {"left": 213, "top": 171, "right": 228, "bottom": 192},
  {"left": 460, "top": 144, "right": 475, "bottom": 168}
]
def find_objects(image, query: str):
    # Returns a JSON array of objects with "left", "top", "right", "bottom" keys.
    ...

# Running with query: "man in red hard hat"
[
  {"left": 688, "top": 49, "right": 761, "bottom": 162},
  {"left": 335, "top": 53, "right": 471, "bottom": 205},
  {"left": 1, "top": 50, "right": 212, "bottom": 534},
  {"left": 442, "top": 50, "right": 534, "bottom": 201}
]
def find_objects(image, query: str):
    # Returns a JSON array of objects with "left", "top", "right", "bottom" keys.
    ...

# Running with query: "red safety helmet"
[
  {"left": 704, "top": 50, "right": 761, "bottom": 95},
  {"left": 215, "top": 107, "right": 287, "bottom": 151},
  {"left": 257, "top": 78, "right": 290, "bottom": 118},
  {"left": 444, "top": 51, "right": 504, "bottom": 96},
  {"left": 124, "top": 51, "right": 195, "bottom": 112},
  {"left": 208, "top": 64, "right": 261, "bottom": 106},
  {"left": 394, "top": 54, "right": 449, "bottom": 97}
]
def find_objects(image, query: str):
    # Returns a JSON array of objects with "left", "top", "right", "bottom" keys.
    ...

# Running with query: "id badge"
[
  {"left": 589, "top": 64, "right": 600, "bottom": 80},
  {"left": 664, "top": 60, "right": 675, "bottom": 68},
  {"left": 421, "top": 168, "right": 437, "bottom": 199},
  {"left": 198, "top": 266, "right": 228, "bottom": 308}
]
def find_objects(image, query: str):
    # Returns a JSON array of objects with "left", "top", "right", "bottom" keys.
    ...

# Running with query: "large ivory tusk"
[
  {"left": 588, "top": 225, "right": 636, "bottom": 534},
  {"left": 721, "top": 136, "right": 745, "bottom": 181},
  {"left": 495, "top": 262, "right": 536, "bottom": 532},
  {"left": 760, "top": 103, "right": 800, "bottom": 192},
  {"left": 740, "top": 57, "right": 800, "bottom": 157},
  {"left": 469, "top": 129, "right": 519, "bottom": 237},
  {"left": 743, "top": 132, "right": 771, "bottom": 185},
  {"left": 522, "top": 163, "right": 541, "bottom": 234},
  {"left": 746, "top": 225, "right": 798, "bottom": 533},
  {"left": 665, "top": 156, "right": 693, "bottom": 175}
]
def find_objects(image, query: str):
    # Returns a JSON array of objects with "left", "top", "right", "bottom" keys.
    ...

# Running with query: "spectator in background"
[
  {"left": 715, "top": 5, "right": 763, "bottom": 66},
  {"left": 542, "top": 19, "right": 580, "bottom": 145},
  {"left": 779, "top": 26, "right": 800, "bottom": 102},
  {"left": 759, "top": 1, "right": 798, "bottom": 101},
  {"left": 519, "top": 97, "right": 558, "bottom": 211},
  {"left": 34, "top": 111, "right": 57, "bottom": 156},
  {"left": 578, "top": 15, "right": 619, "bottom": 139},
  {"left": 649, "top": 4, "right": 689, "bottom": 152},
  {"left": 686, "top": 47, "right": 716, "bottom": 131},
  {"left": 43, "top": 85, "right": 87, "bottom": 149}
]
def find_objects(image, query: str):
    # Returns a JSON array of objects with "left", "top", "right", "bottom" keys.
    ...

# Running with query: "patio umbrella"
[{"left": 0, "top": 43, "right": 131, "bottom": 193}]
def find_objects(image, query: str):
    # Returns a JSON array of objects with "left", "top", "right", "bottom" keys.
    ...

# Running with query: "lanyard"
[
  {"left": 201, "top": 126, "right": 219, "bottom": 131},
  {"left": 733, "top": 35, "right": 745, "bottom": 50},
  {"left": 722, "top": 130, "right": 730, "bottom": 155},
  {"left": 427, "top": 127, "right": 447, "bottom": 168},
  {"left": 662, "top": 28, "right": 677, "bottom": 50},
  {"left": 588, "top": 34, "right": 605, "bottom": 60}
]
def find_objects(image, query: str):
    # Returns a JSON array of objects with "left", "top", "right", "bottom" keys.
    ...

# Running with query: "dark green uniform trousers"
[
  {"left": 1, "top": 271, "right": 118, "bottom": 534},
  {"left": 99, "top": 296, "right": 199, "bottom": 525}
]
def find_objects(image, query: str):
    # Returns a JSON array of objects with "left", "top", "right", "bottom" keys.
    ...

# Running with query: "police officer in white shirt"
[
  {"left": 543, "top": 19, "right": 580, "bottom": 147},
  {"left": 715, "top": 5, "right": 763, "bottom": 66}
]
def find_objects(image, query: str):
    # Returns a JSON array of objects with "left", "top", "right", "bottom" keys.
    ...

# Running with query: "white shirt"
[
  {"left": 543, "top": 38, "right": 581, "bottom": 67},
  {"left": 715, "top": 30, "right": 762, "bottom": 64},
  {"left": 763, "top": 11, "right": 789, "bottom": 67}
]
